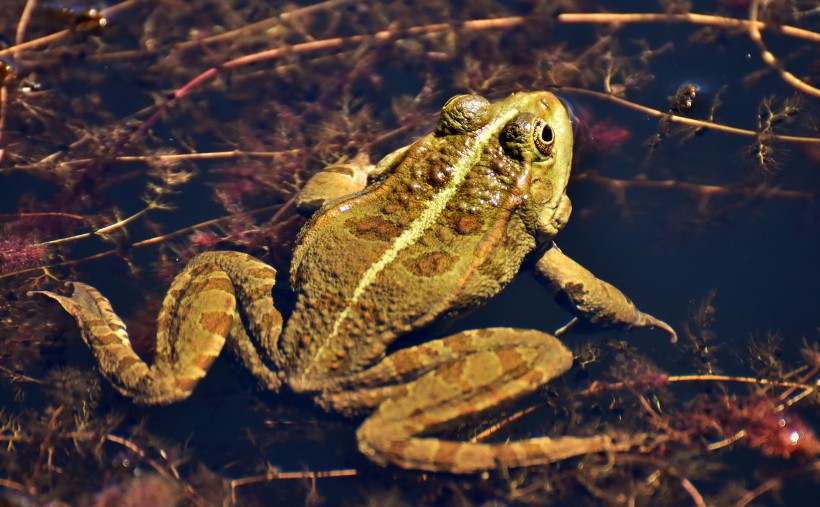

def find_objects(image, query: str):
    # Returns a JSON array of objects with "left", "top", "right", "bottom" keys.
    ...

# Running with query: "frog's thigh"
[
  {"left": 323, "top": 327, "right": 555, "bottom": 414},
  {"left": 152, "top": 262, "right": 238, "bottom": 396},
  {"left": 535, "top": 245, "right": 677, "bottom": 343},
  {"left": 356, "top": 328, "right": 625, "bottom": 473},
  {"left": 199, "top": 252, "right": 284, "bottom": 391},
  {"left": 159, "top": 252, "right": 284, "bottom": 396}
]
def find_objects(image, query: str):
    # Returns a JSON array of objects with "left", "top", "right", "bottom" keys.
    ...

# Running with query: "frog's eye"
[
  {"left": 533, "top": 120, "right": 554, "bottom": 156},
  {"left": 500, "top": 112, "right": 536, "bottom": 160},
  {"left": 502, "top": 112, "right": 556, "bottom": 161},
  {"left": 436, "top": 94, "right": 491, "bottom": 135}
]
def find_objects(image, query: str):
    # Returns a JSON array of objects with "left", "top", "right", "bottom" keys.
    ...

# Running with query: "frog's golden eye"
[{"left": 533, "top": 120, "right": 554, "bottom": 155}]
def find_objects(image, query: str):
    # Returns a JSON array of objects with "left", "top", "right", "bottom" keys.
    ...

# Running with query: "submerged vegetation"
[{"left": 0, "top": 0, "right": 818, "bottom": 505}]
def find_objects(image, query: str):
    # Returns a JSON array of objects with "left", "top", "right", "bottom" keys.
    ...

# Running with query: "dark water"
[{"left": 1, "top": 1, "right": 818, "bottom": 505}]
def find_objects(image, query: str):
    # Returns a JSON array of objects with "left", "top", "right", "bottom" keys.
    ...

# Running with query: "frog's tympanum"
[{"left": 36, "top": 92, "right": 676, "bottom": 473}]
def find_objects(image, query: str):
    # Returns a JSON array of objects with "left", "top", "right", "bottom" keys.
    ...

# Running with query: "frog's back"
[
  {"left": 283, "top": 136, "right": 534, "bottom": 378},
  {"left": 280, "top": 92, "right": 571, "bottom": 380}
]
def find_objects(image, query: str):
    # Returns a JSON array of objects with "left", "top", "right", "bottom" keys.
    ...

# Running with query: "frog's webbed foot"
[
  {"left": 343, "top": 328, "right": 652, "bottom": 473},
  {"left": 30, "top": 251, "right": 284, "bottom": 404},
  {"left": 535, "top": 244, "right": 677, "bottom": 343}
]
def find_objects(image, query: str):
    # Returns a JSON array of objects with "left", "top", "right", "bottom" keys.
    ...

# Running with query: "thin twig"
[
  {"left": 0, "top": 0, "right": 145, "bottom": 58},
  {"left": 733, "top": 461, "right": 820, "bottom": 507},
  {"left": 0, "top": 85, "right": 7, "bottom": 164},
  {"left": 0, "top": 197, "right": 295, "bottom": 281},
  {"left": 707, "top": 429, "right": 748, "bottom": 451},
  {"left": 561, "top": 88, "right": 820, "bottom": 144},
  {"left": 666, "top": 373, "right": 816, "bottom": 391},
  {"left": 105, "top": 434, "right": 205, "bottom": 507},
  {"left": 0, "top": 477, "right": 26, "bottom": 492},
  {"left": 747, "top": 0, "right": 820, "bottom": 98},
  {"left": 230, "top": 467, "right": 357, "bottom": 504},
  {"left": 573, "top": 172, "right": 815, "bottom": 202},
  {"left": 7, "top": 149, "right": 302, "bottom": 172},
  {"left": 0, "top": 212, "right": 86, "bottom": 221},
  {"left": 557, "top": 12, "right": 820, "bottom": 43},
  {"left": 679, "top": 477, "right": 707, "bottom": 507},
  {"left": 174, "top": 0, "right": 359, "bottom": 51},
  {"left": 584, "top": 372, "right": 818, "bottom": 398},
  {"left": 773, "top": 363, "right": 820, "bottom": 411},
  {"left": 471, "top": 404, "right": 541, "bottom": 442},
  {"left": 26, "top": 405, "right": 63, "bottom": 489},
  {"left": 0, "top": 365, "right": 42, "bottom": 384},
  {"left": 39, "top": 201, "right": 163, "bottom": 247},
  {"left": 15, "top": 0, "right": 38, "bottom": 48},
  {"left": 129, "top": 15, "right": 541, "bottom": 144}
]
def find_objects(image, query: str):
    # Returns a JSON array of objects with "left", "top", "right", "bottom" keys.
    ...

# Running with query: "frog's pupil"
[{"left": 540, "top": 125, "right": 553, "bottom": 144}]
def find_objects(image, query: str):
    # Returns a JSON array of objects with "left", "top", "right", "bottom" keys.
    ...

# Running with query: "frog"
[{"left": 34, "top": 91, "right": 676, "bottom": 474}]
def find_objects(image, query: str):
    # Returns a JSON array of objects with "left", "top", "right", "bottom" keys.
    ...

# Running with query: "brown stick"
[
  {"left": 561, "top": 88, "right": 820, "bottom": 144},
  {"left": 747, "top": 0, "right": 820, "bottom": 98},
  {"left": 557, "top": 12, "right": 820, "bottom": 43}
]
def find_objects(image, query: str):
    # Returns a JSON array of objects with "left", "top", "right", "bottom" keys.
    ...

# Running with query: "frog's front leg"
[
  {"left": 534, "top": 244, "right": 677, "bottom": 343},
  {"left": 296, "top": 147, "right": 409, "bottom": 213},
  {"left": 322, "top": 329, "right": 651, "bottom": 474},
  {"left": 31, "top": 251, "right": 284, "bottom": 404}
]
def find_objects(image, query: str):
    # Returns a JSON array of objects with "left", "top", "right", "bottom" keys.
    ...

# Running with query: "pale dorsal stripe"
[{"left": 306, "top": 107, "right": 522, "bottom": 373}]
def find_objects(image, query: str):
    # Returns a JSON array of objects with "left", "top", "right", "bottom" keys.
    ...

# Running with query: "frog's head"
[
  {"left": 430, "top": 91, "right": 573, "bottom": 240},
  {"left": 493, "top": 91, "right": 574, "bottom": 239}
]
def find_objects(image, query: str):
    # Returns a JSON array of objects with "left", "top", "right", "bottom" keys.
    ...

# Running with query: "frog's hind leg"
[
  {"left": 352, "top": 328, "right": 646, "bottom": 474},
  {"left": 32, "top": 251, "right": 283, "bottom": 405}
]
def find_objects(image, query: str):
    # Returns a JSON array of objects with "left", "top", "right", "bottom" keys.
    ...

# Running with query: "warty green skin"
[{"left": 282, "top": 92, "right": 574, "bottom": 389}]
